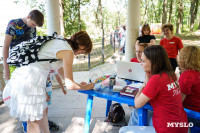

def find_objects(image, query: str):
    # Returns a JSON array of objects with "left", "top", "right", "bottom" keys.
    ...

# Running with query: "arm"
[
  {"left": 57, "top": 67, "right": 64, "bottom": 80},
  {"left": 135, "top": 73, "right": 151, "bottom": 108},
  {"left": 148, "top": 39, "right": 156, "bottom": 46},
  {"left": 178, "top": 48, "right": 182, "bottom": 53},
  {"left": 56, "top": 50, "right": 94, "bottom": 90},
  {"left": 55, "top": 74, "right": 67, "bottom": 95},
  {"left": 46, "top": 92, "right": 50, "bottom": 102},
  {"left": 181, "top": 93, "right": 186, "bottom": 102},
  {"left": 179, "top": 71, "right": 191, "bottom": 103},
  {"left": 135, "top": 40, "right": 139, "bottom": 47},
  {"left": 178, "top": 37, "right": 183, "bottom": 52},
  {"left": 3, "top": 34, "right": 13, "bottom": 80},
  {"left": 135, "top": 88, "right": 150, "bottom": 108}
]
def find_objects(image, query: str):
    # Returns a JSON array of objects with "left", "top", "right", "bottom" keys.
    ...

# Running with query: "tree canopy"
[{"left": 13, "top": 0, "right": 200, "bottom": 37}]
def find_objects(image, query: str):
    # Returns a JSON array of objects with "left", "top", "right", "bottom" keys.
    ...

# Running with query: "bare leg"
[
  {"left": 27, "top": 120, "right": 40, "bottom": 133},
  {"left": 38, "top": 108, "right": 50, "bottom": 133},
  {"left": 27, "top": 109, "right": 50, "bottom": 133}
]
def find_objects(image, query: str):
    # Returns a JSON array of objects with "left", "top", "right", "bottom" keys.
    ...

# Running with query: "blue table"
[{"left": 78, "top": 87, "right": 153, "bottom": 133}]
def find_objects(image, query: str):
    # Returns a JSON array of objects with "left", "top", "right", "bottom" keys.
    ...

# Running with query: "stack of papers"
[{"left": 128, "top": 82, "right": 143, "bottom": 89}]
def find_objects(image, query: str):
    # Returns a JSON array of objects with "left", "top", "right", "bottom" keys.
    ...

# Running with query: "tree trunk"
[
  {"left": 176, "top": 0, "right": 183, "bottom": 34},
  {"left": 198, "top": 11, "right": 200, "bottom": 30},
  {"left": 144, "top": 0, "right": 148, "bottom": 23},
  {"left": 113, "top": 1, "right": 121, "bottom": 26},
  {"left": 99, "top": 0, "right": 104, "bottom": 63},
  {"left": 168, "top": 0, "right": 173, "bottom": 23},
  {"left": 117, "top": 11, "right": 121, "bottom": 26},
  {"left": 180, "top": 2, "right": 183, "bottom": 32},
  {"left": 78, "top": 0, "right": 81, "bottom": 31},
  {"left": 151, "top": 0, "right": 158, "bottom": 23},
  {"left": 190, "top": 0, "right": 199, "bottom": 31},
  {"left": 99, "top": 0, "right": 103, "bottom": 33},
  {"left": 162, "top": 0, "right": 168, "bottom": 25}
]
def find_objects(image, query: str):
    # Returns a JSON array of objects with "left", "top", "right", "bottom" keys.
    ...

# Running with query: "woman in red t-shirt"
[
  {"left": 178, "top": 46, "right": 200, "bottom": 127},
  {"left": 130, "top": 43, "right": 148, "bottom": 63},
  {"left": 121, "top": 45, "right": 188, "bottom": 133},
  {"left": 159, "top": 23, "right": 183, "bottom": 71}
]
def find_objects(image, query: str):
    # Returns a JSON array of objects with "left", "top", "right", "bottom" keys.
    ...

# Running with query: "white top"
[
  {"left": 30, "top": 39, "right": 73, "bottom": 70},
  {"left": 3, "top": 39, "right": 74, "bottom": 121}
]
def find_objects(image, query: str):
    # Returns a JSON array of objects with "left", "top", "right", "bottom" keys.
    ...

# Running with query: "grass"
[
  {"left": 73, "top": 40, "right": 115, "bottom": 71},
  {"left": 154, "top": 30, "right": 200, "bottom": 46},
  {"left": 73, "top": 30, "right": 200, "bottom": 71}
]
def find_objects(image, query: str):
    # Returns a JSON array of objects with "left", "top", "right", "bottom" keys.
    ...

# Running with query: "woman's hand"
[
  {"left": 142, "top": 72, "right": 150, "bottom": 87},
  {"left": 62, "top": 88, "right": 67, "bottom": 95},
  {"left": 80, "top": 82, "right": 87, "bottom": 85},
  {"left": 83, "top": 83, "right": 94, "bottom": 90},
  {"left": 46, "top": 93, "right": 50, "bottom": 102}
]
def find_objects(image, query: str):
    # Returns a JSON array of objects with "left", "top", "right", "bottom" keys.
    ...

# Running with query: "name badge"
[{"left": 169, "top": 42, "right": 175, "bottom": 44}]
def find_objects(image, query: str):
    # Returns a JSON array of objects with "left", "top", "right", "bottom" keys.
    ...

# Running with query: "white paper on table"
[{"left": 128, "top": 82, "right": 143, "bottom": 89}]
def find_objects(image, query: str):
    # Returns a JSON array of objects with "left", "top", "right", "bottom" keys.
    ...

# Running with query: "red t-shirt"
[
  {"left": 142, "top": 73, "right": 188, "bottom": 133},
  {"left": 130, "top": 58, "right": 140, "bottom": 63},
  {"left": 179, "top": 70, "right": 200, "bottom": 112},
  {"left": 160, "top": 36, "right": 183, "bottom": 58}
]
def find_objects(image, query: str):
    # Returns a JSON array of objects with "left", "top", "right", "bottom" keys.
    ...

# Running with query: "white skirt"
[{"left": 3, "top": 65, "right": 49, "bottom": 121}]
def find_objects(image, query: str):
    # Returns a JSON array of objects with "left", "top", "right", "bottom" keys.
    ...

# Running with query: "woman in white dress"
[{"left": 3, "top": 31, "right": 94, "bottom": 133}]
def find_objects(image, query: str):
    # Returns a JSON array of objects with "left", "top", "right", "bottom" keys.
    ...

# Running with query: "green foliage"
[
  {"left": 13, "top": 0, "right": 200, "bottom": 37},
  {"left": 62, "top": 0, "right": 90, "bottom": 36},
  {"left": 13, "top": 0, "right": 45, "bottom": 14},
  {"left": 140, "top": 0, "right": 200, "bottom": 33}
]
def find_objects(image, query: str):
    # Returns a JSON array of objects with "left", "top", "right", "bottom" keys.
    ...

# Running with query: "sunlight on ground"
[
  {"left": 182, "top": 40, "right": 200, "bottom": 46},
  {"left": 93, "top": 119, "right": 117, "bottom": 133},
  {"left": 63, "top": 117, "right": 117, "bottom": 133},
  {"left": 0, "top": 104, "right": 19, "bottom": 133},
  {"left": 187, "top": 30, "right": 200, "bottom": 36},
  {"left": 0, "top": 118, "right": 18, "bottom": 133},
  {"left": 64, "top": 117, "right": 85, "bottom": 133}
]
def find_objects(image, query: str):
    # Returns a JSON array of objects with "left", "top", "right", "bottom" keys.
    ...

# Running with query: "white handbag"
[{"left": 3, "top": 84, "right": 11, "bottom": 106}]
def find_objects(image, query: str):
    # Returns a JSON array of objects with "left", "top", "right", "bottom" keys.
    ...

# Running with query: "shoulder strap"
[
  {"left": 36, "top": 32, "right": 62, "bottom": 63},
  {"left": 37, "top": 59, "right": 58, "bottom": 63}
]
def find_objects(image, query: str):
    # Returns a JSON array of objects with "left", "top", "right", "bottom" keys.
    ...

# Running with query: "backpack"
[
  {"left": 7, "top": 32, "right": 64, "bottom": 67},
  {"left": 105, "top": 103, "right": 127, "bottom": 127}
]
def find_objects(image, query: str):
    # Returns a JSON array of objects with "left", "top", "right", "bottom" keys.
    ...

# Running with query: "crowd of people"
[
  {"left": 0, "top": 8, "right": 199, "bottom": 133},
  {"left": 110, "top": 25, "right": 126, "bottom": 53},
  {"left": 121, "top": 23, "right": 200, "bottom": 133}
]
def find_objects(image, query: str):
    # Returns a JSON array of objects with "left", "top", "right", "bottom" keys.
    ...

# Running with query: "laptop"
[{"left": 117, "top": 61, "right": 145, "bottom": 82}]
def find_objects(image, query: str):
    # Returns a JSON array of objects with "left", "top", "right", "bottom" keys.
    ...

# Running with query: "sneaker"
[{"left": 22, "top": 121, "right": 27, "bottom": 133}]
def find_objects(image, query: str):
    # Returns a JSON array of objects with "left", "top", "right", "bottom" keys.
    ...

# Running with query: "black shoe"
[{"left": 48, "top": 120, "right": 59, "bottom": 131}]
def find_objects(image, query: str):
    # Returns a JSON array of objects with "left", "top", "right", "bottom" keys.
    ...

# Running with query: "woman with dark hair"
[
  {"left": 3, "top": 31, "right": 94, "bottom": 133},
  {"left": 120, "top": 45, "right": 188, "bottom": 133},
  {"left": 135, "top": 24, "right": 156, "bottom": 47},
  {"left": 160, "top": 23, "right": 183, "bottom": 72}
]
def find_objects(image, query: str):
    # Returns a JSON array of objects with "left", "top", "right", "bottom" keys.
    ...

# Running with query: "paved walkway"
[{"left": 0, "top": 51, "right": 133, "bottom": 133}]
